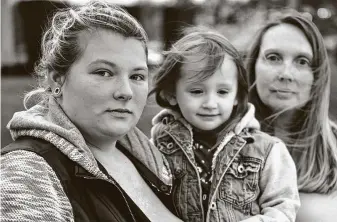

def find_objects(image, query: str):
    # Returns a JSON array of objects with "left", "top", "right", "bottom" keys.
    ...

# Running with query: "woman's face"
[
  {"left": 254, "top": 24, "right": 314, "bottom": 112},
  {"left": 59, "top": 29, "right": 148, "bottom": 143}
]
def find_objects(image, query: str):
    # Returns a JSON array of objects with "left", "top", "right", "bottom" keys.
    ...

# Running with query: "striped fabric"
[{"left": 1, "top": 150, "right": 74, "bottom": 222}]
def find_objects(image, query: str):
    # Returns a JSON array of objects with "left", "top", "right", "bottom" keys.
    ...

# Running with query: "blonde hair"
[
  {"left": 246, "top": 11, "right": 337, "bottom": 193},
  {"left": 150, "top": 26, "right": 249, "bottom": 133},
  {"left": 24, "top": 0, "right": 148, "bottom": 109}
]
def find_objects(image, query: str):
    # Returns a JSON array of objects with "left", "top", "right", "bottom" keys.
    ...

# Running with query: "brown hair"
[
  {"left": 246, "top": 11, "right": 337, "bottom": 193},
  {"left": 24, "top": 0, "right": 148, "bottom": 108}
]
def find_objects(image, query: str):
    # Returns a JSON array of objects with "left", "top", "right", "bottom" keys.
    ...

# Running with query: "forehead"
[
  {"left": 76, "top": 29, "right": 147, "bottom": 68},
  {"left": 260, "top": 24, "right": 313, "bottom": 57},
  {"left": 180, "top": 54, "right": 237, "bottom": 84}
]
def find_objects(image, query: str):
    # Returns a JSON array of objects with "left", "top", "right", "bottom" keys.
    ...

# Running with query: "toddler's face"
[{"left": 174, "top": 55, "right": 238, "bottom": 131}]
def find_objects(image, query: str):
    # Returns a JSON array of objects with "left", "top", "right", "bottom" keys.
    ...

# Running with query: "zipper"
[
  {"left": 78, "top": 174, "right": 136, "bottom": 222},
  {"left": 205, "top": 141, "right": 246, "bottom": 222},
  {"left": 173, "top": 142, "right": 205, "bottom": 221},
  {"left": 106, "top": 174, "right": 136, "bottom": 222}
]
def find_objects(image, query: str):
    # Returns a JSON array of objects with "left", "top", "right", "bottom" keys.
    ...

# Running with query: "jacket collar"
[{"left": 151, "top": 105, "right": 257, "bottom": 153}]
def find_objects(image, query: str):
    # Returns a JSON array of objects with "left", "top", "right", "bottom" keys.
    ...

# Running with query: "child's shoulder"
[
  {"left": 238, "top": 129, "right": 286, "bottom": 160},
  {"left": 243, "top": 129, "right": 284, "bottom": 149}
]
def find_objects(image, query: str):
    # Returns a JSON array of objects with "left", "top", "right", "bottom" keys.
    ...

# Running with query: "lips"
[
  {"left": 108, "top": 108, "right": 132, "bottom": 114},
  {"left": 197, "top": 114, "right": 219, "bottom": 117},
  {"left": 107, "top": 108, "right": 133, "bottom": 118},
  {"left": 270, "top": 89, "right": 295, "bottom": 93}
]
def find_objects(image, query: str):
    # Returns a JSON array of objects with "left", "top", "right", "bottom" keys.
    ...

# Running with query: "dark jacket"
[
  {"left": 1, "top": 97, "right": 173, "bottom": 222},
  {"left": 1, "top": 136, "right": 173, "bottom": 222}
]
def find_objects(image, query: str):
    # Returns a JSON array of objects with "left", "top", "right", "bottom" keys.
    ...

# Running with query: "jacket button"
[
  {"left": 238, "top": 164, "right": 245, "bottom": 173},
  {"left": 175, "top": 168, "right": 182, "bottom": 175},
  {"left": 167, "top": 143, "right": 173, "bottom": 149},
  {"left": 160, "top": 185, "right": 169, "bottom": 192},
  {"left": 210, "top": 202, "right": 216, "bottom": 210}
]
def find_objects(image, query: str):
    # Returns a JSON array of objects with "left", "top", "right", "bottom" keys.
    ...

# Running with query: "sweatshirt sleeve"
[
  {"left": 240, "top": 141, "right": 300, "bottom": 222},
  {"left": 1, "top": 150, "right": 74, "bottom": 222}
]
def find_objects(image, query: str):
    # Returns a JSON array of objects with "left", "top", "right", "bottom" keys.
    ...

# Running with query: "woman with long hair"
[{"left": 246, "top": 11, "right": 337, "bottom": 221}]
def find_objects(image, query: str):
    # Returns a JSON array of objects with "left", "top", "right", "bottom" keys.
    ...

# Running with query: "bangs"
[{"left": 178, "top": 41, "right": 227, "bottom": 84}]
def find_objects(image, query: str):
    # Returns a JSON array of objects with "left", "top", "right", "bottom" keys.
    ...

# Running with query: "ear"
[
  {"left": 160, "top": 90, "right": 177, "bottom": 106},
  {"left": 48, "top": 71, "right": 65, "bottom": 88},
  {"left": 234, "top": 98, "right": 238, "bottom": 106}
]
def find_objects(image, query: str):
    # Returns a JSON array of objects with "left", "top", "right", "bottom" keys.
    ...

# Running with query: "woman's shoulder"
[
  {"left": 1, "top": 149, "right": 73, "bottom": 221},
  {"left": 1, "top": 149, "right": 58, "bottom": 180}
]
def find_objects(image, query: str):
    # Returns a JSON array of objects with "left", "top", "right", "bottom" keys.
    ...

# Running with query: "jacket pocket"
[{"left": 219, "top": 157, "right": 261, "bottom": 208}]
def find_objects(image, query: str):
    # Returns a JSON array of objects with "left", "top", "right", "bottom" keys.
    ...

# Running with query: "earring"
[{"left": 53, "top": 87, "right": 61, "bottom": 97}]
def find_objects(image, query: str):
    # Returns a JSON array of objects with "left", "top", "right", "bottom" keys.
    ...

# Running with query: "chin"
[{"left": 195, "top": 124, "right": 220, "bottom": 131}]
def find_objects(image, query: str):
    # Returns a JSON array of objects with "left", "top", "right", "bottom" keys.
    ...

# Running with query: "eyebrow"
[{"left": 90, "top": 59, "right": 148, "bottom": 72}]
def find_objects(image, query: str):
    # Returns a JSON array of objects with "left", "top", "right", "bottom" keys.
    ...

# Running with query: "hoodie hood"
[{"left": 7, "top": 96, "right": 172, "bottom": 185}]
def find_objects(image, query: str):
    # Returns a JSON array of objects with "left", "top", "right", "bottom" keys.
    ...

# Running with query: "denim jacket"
[{"left": 151, "top": 109, "right": 300, "bottom": 222}]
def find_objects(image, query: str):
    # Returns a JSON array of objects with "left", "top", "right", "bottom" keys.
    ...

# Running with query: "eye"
[
  {"left": 94, "top": 70, "right": 114, "bottom": 77},
  {"left": 296, "top": 57, "right": 311, "bottom": 67},
  {"left": 218, "top": 89, "right": 229, "bottom": 95},
  {"left": 189, "top": 89, "right": 203, "bottom": 95},
  {"left": 130, "top": 74, "right": 146, "bottom": 81},
  {"left": 265, "top": 53, "right": 281, "bottom": 63}
]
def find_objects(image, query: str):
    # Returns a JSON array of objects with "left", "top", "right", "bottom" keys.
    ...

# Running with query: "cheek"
[
  {"left": 300, "top": 70, "right": 314, "bottom": 86},
  {"left": 255, "top": 62, "right": 274, "bottom": 92},
  {"left": 133, "top": 84, "right": 149, "bottom": 108}
]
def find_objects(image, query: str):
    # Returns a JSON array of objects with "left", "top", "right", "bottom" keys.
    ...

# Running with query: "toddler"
[{"left": 150, "top": 27, "right": 300, "bottom": 222}]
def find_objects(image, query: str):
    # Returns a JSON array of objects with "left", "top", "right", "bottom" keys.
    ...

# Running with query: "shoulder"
[
  {"left": 1, "top": 148, "right": 63, "bottom": 188},
  {"left": 1, "top": 150, "right": 73, "bottom": 220},
  {"left": 249, "top": 129, "right": 282, "bottom": 143},
  {"left": 245, "top": 129, "right": 284, "bottom": 152},
  {"left": 239, "top": 129, "right": 291, "bottom": 166}
]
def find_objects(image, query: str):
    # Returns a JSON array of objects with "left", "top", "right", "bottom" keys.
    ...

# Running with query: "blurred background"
[{"left": 2, "top": 0, "right": 337, "bottom": 146}]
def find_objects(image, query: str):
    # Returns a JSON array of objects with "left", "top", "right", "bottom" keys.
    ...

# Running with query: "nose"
[
  {"left": 113, "top": 76, "right": 133, "bottom": 101},
  {"left": 201, "top": 94, "right": 217, "bottom": 110},
  {"left": 278, "top": 62, "right": 295, "bottom": 82}
]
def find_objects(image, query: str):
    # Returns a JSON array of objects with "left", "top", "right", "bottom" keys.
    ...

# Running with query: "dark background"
[{"left": 2, "top": 0, "right": 337, "bottom": 147}]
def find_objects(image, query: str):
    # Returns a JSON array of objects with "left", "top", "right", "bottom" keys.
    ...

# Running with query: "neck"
[
  {"left": 86, "top": 138, "right": 118, "bottom": 157},
  {"left": 272, "top": 109, "right": 299, "bottom": 141}
]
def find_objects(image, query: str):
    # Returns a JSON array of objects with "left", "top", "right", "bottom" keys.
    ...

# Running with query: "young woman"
[{"left": 1, "top": 1, "right": 182, "bottom": 221}]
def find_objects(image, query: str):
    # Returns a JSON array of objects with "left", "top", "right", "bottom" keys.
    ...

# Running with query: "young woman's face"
[
  {"left": 59, "top": 29, "right": 148, "bottom": 143},
  {"left": 254, "top": 24, "right": 314, "bottom": 112},
  {"left": 174, "top": 55, "right": 238, "bottom": 131}
]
